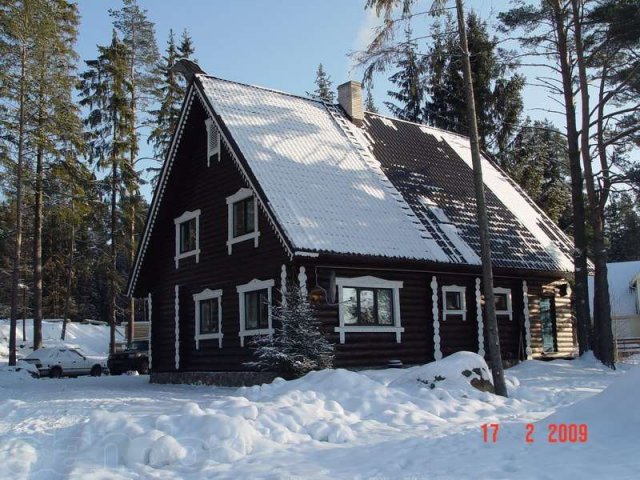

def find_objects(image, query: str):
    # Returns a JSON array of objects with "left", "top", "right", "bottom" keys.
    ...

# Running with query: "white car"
[{"left": 23, "top": 347, "right": 109, "bottom": 378}]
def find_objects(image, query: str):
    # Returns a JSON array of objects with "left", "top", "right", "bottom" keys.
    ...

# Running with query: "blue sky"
[{"left": 74, "top": 0, "right": 550, "bottom": 198}]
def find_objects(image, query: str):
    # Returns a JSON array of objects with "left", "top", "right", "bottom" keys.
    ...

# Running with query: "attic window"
[
  {"left": 174, "top": 210, "right": 201, "bottom": 268},
  {"left": 205, "top": 118, "right": 220, "bottom": 166},
  {"left": 226, "top": 188, "right": 260, "bottom": 254}
]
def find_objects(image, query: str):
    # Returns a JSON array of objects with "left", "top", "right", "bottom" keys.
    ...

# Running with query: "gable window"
[
  {"left": 237, "top": 278, "right": 274, "bottom": 346},
  {"left": 233, "top": 197, "right": 255, "bottom": 237},
  {"left": 174, "top": 210, "right": 200, "bottom": 268},
  {"left": 335, "top": 276, "right": 404, "bottom": 344},
  {"left": 494, "top": 287, "right": 513, "bottom": 320},
  {"left": 193, "top": 288, "right": 223, "bottom": 349},
  {"left": 226, "top": 188, "right": 260, "bottom": 254},
  {"left": 205, "top": 118, "right": 220, "bottom": 166},
  {"left": 442, "top": 285, "right": 466, "bottom": 320}
]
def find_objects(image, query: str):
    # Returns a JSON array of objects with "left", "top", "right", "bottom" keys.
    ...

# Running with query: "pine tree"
[
  {"left": 385, "top": 26, "right": 425, "bottom": 123},
  {"left": 29, "top": 0, "right": 82, "bottom": 350},
  {"left": 110, "top": 0, "right": 159, "bottom": 344},
  {"left": 308, "top": 63, "right": 335, "bottom": 102},
  {"left": 79, "top": 31, "right": 134, "bottom": 353},
  {"left": 248, "top": 284, "right": 334, "bottom": 379}
]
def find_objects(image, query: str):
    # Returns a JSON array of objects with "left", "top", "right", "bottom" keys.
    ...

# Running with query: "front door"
[{"left": 540, "top": 297, "right": 557, "bottom": 353}]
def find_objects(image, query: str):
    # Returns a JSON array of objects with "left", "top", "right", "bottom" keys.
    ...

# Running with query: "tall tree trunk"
[
  {"left": 549, "top": 0, "right": 591, "bottom": 355},
  {"left": 110, "top": 118, "right": 118, "bottom": 354},
  {"left": 61, "top": 202, "right": 76, "bottom": 341},
  {"left": 9, "top": 44, "right": 28, "bottom": 367},
  {"left": 127, "top": 22, "right": 137, "bottom": 345},
  {"left": 570, "top": 0, "right": 614, "bottom": 367},
  {"left": 455, "top": 0, "right": 508, "bottom": 397},
  {"left": 33, "top": 101, "right": 44, "bottom": 351}
]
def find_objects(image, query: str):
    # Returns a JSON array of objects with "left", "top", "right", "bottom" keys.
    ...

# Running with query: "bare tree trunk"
[
  {"left": 33, "top": 102, "right": 44, "bottom": 351},
  {"left": 570, "top": 0, "right": 614, "bottom": 367},
  {"left": 549, "top": 0, "right": 591, "bottom": 355},
  {"left": 9, "top": 44, "right": 28, "bottom": 367},
  {"left": 61, "top": 202, "right": 76, "bottom": 341},
  {"left": 110, "top": 115, "right": 118, "bottom": 355},
  {"left": 455, "top": 0, "right": 507, "bottom": 397}
]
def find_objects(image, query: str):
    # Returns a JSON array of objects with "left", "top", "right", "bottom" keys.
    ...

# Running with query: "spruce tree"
[
  {"left": 248, "top": 284, "right": 334, "bottom": 379},
  {"left": 148, "top": 28, "right": 197, "bottom": 178},
  {"left": 385, "top": 26, "right": 425, "bottom": 123},
  {"left": 502, "top": 119, "right": 572, "bottom": 227},
  {"left": 365, "top": 86, "right": 379, "bottom": 113},
  {"left": 425, "top": 12, "right": 524, "bottom": 155},
  {"left": 308, "top": 63, "right": 335, "bottom": 102},
  {"left": 79, "top": 31, "right": 134, "bottom": 353}
]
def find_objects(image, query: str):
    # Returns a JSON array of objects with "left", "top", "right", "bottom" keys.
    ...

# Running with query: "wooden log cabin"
[{"left": 127, "top": 65, "right": 577, "bottom": 384}]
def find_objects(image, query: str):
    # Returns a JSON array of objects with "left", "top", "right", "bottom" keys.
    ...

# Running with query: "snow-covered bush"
[{"left": 247, "top": 284, "right": 334, "bottom": 379}]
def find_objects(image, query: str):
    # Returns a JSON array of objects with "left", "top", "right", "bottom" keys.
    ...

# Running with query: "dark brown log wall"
[{"left": 135, "top": 98, "right": 291, "bottom": 372}]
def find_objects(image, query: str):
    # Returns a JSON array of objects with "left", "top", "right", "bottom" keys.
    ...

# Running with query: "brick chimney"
[{"left": 337, "top": 81, "right": 364, "bottom": 126}]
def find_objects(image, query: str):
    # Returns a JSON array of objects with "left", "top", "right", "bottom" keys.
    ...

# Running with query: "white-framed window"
[
  {"left": 237, "top": 278, "right": 274, "bottom": 346},
  {"left": 205, "top": 118, "right": 220, "bottom": 166},
  {"left": 174, "top": 210, "right": 201, "bottom": 268},
  {"left": 494, "top": 287, "right": 513, "bottom": 320},
  {"left": 335, "top": 276, "right": 404, "bottom": 344},
  {"left": 442, "top": 285, "right": 466, "bottom": 321},
  {"left": 193, "top": 288, "right": 223, "bottom": 349},
  {"left": 226, "top": 188, "right": 260, "bottom": 254}
]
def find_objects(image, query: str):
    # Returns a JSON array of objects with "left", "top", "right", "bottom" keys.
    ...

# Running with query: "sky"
[{"left": 74, "top": 0, "right": 555, "bottom": 199}]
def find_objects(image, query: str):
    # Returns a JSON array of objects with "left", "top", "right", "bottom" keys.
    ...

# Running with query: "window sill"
[
  {"left": 334, "top": 325, "right": 404, "bottom": 344},
  {"left": 195, "top": 332, "right": 223, "bottom": 349},
  {"left": 239, "top": 327, "right": 273, "bottom": 347},
  {"left": 174, "top": 249, "right": 200, "bottom": 268},
  {"left": 227, "top": 232, "right": 260, "bottom": 254}
]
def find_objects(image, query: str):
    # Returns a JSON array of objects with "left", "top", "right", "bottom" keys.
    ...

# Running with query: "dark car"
[{"left": 108, "top": 340, "right": 149, "bottom": 375}]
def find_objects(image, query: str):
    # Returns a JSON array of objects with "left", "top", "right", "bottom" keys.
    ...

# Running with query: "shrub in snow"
[{"left": 247, "top": 284, "right": 334, "bottom": 379}]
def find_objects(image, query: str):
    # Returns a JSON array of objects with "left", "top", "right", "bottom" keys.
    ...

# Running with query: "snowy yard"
[{"left": 1, "top": 351, "right": 638, "bottom": 479}]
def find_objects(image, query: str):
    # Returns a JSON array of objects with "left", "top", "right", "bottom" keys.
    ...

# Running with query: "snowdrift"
[{"left": 72, "top": 352, "right": 512, "bottom": 471}]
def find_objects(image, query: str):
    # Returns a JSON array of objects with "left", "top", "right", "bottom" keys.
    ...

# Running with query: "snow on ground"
[
  {"left": 0, "top": 352, "right": 637, "bottom": 479},
  {"left": 0, "top": 319, "right": 124, "bottom": 359}
]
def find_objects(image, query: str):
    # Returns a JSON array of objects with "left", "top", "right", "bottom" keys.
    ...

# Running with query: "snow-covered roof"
[
  {"left": 588, "top": 261, "right": 640, "bottom": 317},
  {"left": 363, "top": 114, "right": 575, "bottom": 272},
  {"left": 198, "top": 76, "right": 450, "bottom": 262},
  {"left": 128, "top": 75, "right": 577, "bottom": 296}
]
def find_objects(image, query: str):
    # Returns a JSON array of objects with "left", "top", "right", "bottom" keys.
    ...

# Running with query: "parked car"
[
  {"left": 108, "top": 340, "right": 149, "bottom": 375},
  {"left": 23, "top": 347, "right": 108, "bottom": 378}
]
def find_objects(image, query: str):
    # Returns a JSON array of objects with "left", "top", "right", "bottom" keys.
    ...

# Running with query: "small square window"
[
  {"left": 180, "top": 219, "right": 197, "bottom": 253},
  {"left": 442, "top": 286, "right": 466, "bottom": 320},
  {"left": 233, "top": 197, "right": 255, "bottom": 238}
]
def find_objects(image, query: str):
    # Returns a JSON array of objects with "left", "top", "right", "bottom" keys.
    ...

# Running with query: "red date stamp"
[{"left": 481, "top": 423, "right": 588, "bottom": 443}]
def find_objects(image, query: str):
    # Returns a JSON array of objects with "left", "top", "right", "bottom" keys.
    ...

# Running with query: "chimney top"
[{"left": 337, "top": 81, "right": 364, "bottom": 126}]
